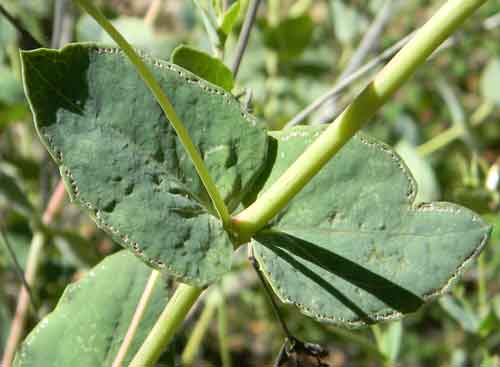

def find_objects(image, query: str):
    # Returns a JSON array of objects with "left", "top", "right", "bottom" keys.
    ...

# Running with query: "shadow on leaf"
[{"left": 255, "top": 232, "right": 424, "bottom": 324}]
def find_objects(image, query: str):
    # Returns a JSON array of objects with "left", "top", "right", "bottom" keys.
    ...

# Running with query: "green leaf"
[
  {"left": 21, "top": 43, "right": 269, "bottom": 287},
  {"left": 252, "top": 126, "right": 491, "bottom": 326},
  {"left": 171, "top": 45, "right": 234, "bottom": 91},
  {"left": 0, "top": 65, "right": 24, "bottom": 105},
  {"left": 260, "top": 14, "right": 314, "bottom": 60},
  {"left": 219, "top": 1, "right": 241, "bottom": 39},
  {"left": 0, "top": 170, "right": 35, "bottom": 219},
  {"left": 0, "top": 16, "right": 16, "bottom": 61},
  {"left": 380, "top": 321, "right": 402, "bottom": 362},
  {"left": 478, "top": 309, "right": 498, "bottom": 337},
  {"left": 395, "top": 140, "right": 440, "bottom": 204},
  {"left": 480, "top": 58, "right": 500, "bottom": 104},
  {"left": 330, "top": 0, "right": 367, "bottom": 44},
  {"left": 481, "top": 353, "right": 500, "bottom": 367},
  {"left": 439, "top": 295, "right": 480, "bottom": 333},
  {"left": 13, "top": 251, "right": 173, "bottom": 367}
]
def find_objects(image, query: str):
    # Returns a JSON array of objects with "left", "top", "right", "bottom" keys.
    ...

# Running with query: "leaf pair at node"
[{"left": 21, "top": 44, "right": 491, "bottom": 326}]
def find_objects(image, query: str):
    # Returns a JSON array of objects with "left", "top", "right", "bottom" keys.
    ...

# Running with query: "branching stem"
[
  {"left": 130, "top": 283, "right": 203, "bottom": 366},
  {"left": 233, "top": 0, "right": 488, "bottom": 238}
]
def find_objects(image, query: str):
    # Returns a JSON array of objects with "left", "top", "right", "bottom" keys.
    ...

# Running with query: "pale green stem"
[
  {"left": 417, "top": 125, "right": 464, "bottom": 157},
  {"left": 233, "top": 0, "right": 488, "bottom": 237},
  {"left": 112, "top": 270, "right": 161, "bottom": 367},
  {"left": 130, "top": 284, "right": 203, "bottom": 367},
  {"left": 471, "top": 100, "right": 494, "bottom": 126},
  {"left": 74, "top": 0, "right": 231, "bottom": 226},
  {"left": 477, "top": 253, "right": 488, "bottom": 317},
  {"left": 181, "top": 293, "right": 219, "bottom": 365},
  {"left": 217, "top": 289, "right": 231, "bottom": 367},
  {"left": 371, "top": 325, "right": 391, "bottom": 366},
  {"left": 417, "top": 100, "right": 494, "bottom": 157},
  {"left": 371, "top": 324, "right": 384, "bottom": 351},
  {"left": 268, "top": 0, "right": 280, "bottom": 26},
  {"left": 328, "top": 325, "right": 384, "bottom": 360}
]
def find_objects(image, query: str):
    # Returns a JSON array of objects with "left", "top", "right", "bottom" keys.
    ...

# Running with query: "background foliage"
[{"left": 0, "top": 0, "right": 499, "bottom": 365}]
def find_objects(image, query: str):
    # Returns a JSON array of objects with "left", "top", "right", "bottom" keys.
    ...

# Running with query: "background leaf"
[
  {"left": 480, "top": 58, "right": 500, "bottom": 104},
  {"left": 260, "top": 14, "right": 314, "bottom": 61},
  {"left": 252, "top": 126, "right": 491, "bottom": 326},
  {"left": 13, "top": 251, "right": 173, "bottom": 367},
  {"left": 395, "top": 140, "right": 440, "bottom": 203},
  {"left": 218, "top": 0, "right": 241, "bottom": 41},
  {"left": 193, "top": 0, "right": 222, "bottom": 50},
  {"left": 171, "top": 44, "right": 234, "bottom": 91}
]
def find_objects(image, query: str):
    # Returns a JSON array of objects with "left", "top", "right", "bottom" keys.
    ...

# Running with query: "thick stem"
[
  {"left": 233, "top": 0, "right": 488, "bottom": 237},
  {"left": 74, "top": 0, "right": 231, "bottom": 226},
  {"left": 130, "top": 284, "right": 203, "bottom": 366}
]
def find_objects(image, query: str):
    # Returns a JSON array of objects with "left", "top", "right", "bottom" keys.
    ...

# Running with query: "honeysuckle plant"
[{"left": 6, "top": 0, "right": 493, "bottom": 366}]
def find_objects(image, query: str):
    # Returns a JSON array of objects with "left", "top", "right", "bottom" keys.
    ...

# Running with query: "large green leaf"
[
  {"left": 171, "top": 45, "right": 234, "bottom": 91},
  {"left": 252, "top": 126, "right": 491, "bottom": 327},
  {"left": 260, "top": 14, "right": 314, "bottom": 60},
  {"left": 13, "top": 251, "right": 173, "bottom": 367},
  {"left": 21, "top": 43, "right": 269, "bottom": 287}
]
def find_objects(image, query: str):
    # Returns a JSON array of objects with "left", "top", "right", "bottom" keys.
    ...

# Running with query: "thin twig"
[
  {"left": 181, "top": 292, "right": 219, "bottom": 365},
  {"left": 285, "top": 32, "right": 415, "bottom": 128},
  {"left": 1, "top": 181, "right": 66, "bottom": 367},
  {"left": 51, "top": 0, "right": 72, "bottom": 48},
  {"left": 286, "top": 12, "right": 500, "bottom": 129},
  {"left": 230, "top": 0, "right": 262, "bottom": 77},
  {"left": 217, "top": 287, "right": 231, "bottom": 367},
  {"left": 112, "top": 270, "right": 161, "bottom": 367},
  {"left": 41, "top": 0, "right": 72, "bottom": 208},
  {"left": 247, "top": 245, "right": 293, "bottom": 340},
  {"left": 144, "top": 0, "right": 162, "bottom": 26},
  {"left": 0, "top": 224, "right": 37, "bottom": 312},
  {"left": 316, "top": 0, "right": 397, "bottom": 124},
  {"left": 0, "top": 4, "right": 42, "bottom": 49}
]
